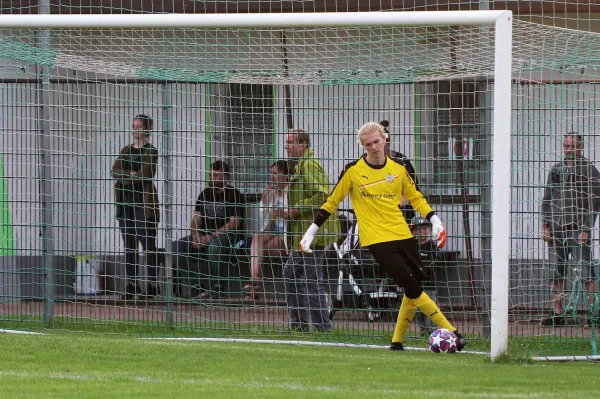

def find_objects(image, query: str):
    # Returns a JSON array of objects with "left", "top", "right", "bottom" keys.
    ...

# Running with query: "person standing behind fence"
[
  {"left": 278, "top": 130, "right": 340, "bottom": 332},
  {"left": 112, "top": 114, "right": 160, "bottom": 300},
  {"left": 541, "top": 133, "right": 600, "bottom": 327}
]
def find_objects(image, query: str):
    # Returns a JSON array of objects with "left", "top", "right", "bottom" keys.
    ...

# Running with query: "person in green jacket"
[{"left": 274, "top": 129, "right": 339, "bottom": 332}]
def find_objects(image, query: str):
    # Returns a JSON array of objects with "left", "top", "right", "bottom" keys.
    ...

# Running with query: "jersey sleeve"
[
  {"left": 401, "top": 166, "right": 433, "bottom": 217},
  {"left": 321, "top": 163, "right": 353, "bottom": 214}
]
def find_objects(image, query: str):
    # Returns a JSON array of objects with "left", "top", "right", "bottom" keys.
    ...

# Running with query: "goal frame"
[{"left": 0, "top": 10, "right": 513, "bottom": 360}]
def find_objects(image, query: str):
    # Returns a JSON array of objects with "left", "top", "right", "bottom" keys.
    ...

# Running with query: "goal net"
[{"left": 0, "top": 11, "right": 598, "bottom": 360}]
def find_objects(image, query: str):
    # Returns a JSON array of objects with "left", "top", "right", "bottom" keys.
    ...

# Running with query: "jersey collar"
[{"left": 362, "top": 154, "right": 388, "bottom": 170}]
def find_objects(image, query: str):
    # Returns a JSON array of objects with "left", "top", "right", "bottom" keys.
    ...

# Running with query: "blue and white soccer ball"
[{"left": 428, "top": 328, "right": 458, "bottom": 353}]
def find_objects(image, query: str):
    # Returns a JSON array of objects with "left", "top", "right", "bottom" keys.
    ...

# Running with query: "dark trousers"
[
  {"left": 172, "top": 232, "right": 239, "bottom": 292},
  {"left": 283, "top": 249, "right": 331, "bottom": 332},
  {"left": 117, "top": 204, "right": 158, "bottom": 285},
  {"left": 549, "top": 228, "right": 595, "bottom": 281},
  {"left": 368, "top": 238, "right": 427, "bottom": 299}
]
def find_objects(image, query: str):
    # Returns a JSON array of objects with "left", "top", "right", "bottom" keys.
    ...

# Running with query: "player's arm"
[
  {"left": 401, "top": 168, "right": 447, "bottom": 248},
  {"left": 219, "top": 189, "right": 244, "bottom": 232},
  {"left": 540, "top": 167, "right": 556, "bottom": 242},
  {"left": 191, "top": 211, "right": 202, "bottom": 244},
  {"left": 111, "top": 147, "right": 135, "bottom": 185},
  {"left": 191, "top": 191, "right": 205, "bottom": 246},
  {"left": 138, "top": 147, "right": 158, "bottom": 181},
  {"left": 299, "top": 165, "right": 353, "bottom": 252},
  {"left": 586, "top": 164, "right": 600, "bottom": 229},
  {"left": 540, "top": 168, "right": 553, "bottom": 226},
  {"left": 128, "top": 147, "right": 158, "bottom": 182}
]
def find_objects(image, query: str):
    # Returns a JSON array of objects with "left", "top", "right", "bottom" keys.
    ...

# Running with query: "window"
[
  {"left": 418, "top": 82, "right": 485, "bottom": 195},
  {"left": 213, "top": 83, "right": 275, "bottom": 195}
]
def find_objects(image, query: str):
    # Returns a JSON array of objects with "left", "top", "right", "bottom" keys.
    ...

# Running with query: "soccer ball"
[{"left": 428, "top": 328, "right": 458, "bottom": 353}]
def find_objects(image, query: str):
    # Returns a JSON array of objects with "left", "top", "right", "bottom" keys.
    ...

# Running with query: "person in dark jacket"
[
  {"left": 112, "top": 114, "right": 160, "bottom": 300},
  {"left": 171, "top": 160, "right": 245, "bottom": 298},
  {"left": 540, "top": 133, "right": 600, "bottom": 327}
]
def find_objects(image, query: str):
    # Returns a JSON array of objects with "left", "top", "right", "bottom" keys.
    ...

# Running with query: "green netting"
[{"left": 0, "top": 2, "right": 599, "bottom": 360}]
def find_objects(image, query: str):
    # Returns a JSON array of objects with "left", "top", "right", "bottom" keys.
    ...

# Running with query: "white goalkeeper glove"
[
  {"left": 300, "top": 223, "right": 320, "bottom": 253},
  {"left": 430, "top": 215, "right": 447, "bottom": 249}
]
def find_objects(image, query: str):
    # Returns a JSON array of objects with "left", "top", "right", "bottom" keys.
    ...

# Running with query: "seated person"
[
  {"left": 244, "top": 160, "right": 292, "bottom": 301},
  {"left": 172, "top": 160, "right": 245, "bottom": 297},
  {"left": 409, "top": 216, "right": 439, "bottom": 336}
]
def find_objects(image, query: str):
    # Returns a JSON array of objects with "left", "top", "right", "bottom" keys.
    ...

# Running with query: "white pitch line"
[
  {"left": 0, "top": 329, "right": 46, "bottom": 335},
  {"left": 0, "top": 370, "right": 559, "bottom": 398},
  {"left": 138, "top": 337, "right": 488, "bottom": 355},
  {"left": 531, "top": 355, "right": 600, "bottom": 362}
]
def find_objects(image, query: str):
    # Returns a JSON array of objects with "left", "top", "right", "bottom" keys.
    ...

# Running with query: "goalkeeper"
[{"left": 299, "top": 122, "right": 466, "bottom": 351}]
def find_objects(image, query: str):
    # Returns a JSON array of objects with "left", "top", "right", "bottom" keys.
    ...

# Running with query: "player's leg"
[
  {"left": 552, "top": 280, "right": 567, "bottom": 314},
  {"left": 245, "top": 232, "right": 266, "bottom": 300},
  {"left": 249, "top": 232, "right": 264, "bottom": 281},
  {"left": 137, "top": 217, "right": 160, "bottom": 298},
  {"left": 199, "top": 232, "right": 236, "bottom": 296},
  {"left": 257, "top": 235, "right": 287, "bottom": 299},
  {"left": 417, "top": 288, "right": 438, "bottom": 336},
  {"left": 541, "top": 236, "right": 567, "bottom": 326},
  {"left": 121, "top": 227, "right": 140, "bottom": 299},
  {"left": 369, "top": 240, "right": 466, "bottom": 350},
  {"left": 118, "top": 206, "right": 141, "bottom": 299},
  {"left": 584, "top": 279, "right": 599, "bottom": 328},
  {"left": 392, "top": 294, "right": 418, "bottom": 350},
  {"left": 170, "top": 235, "right": 201, "bottom": 298},
  {"left": 303, "top": 248, "right": 332, "bottom": 332},
  {"left": 397, "top": 238, "right": 459, "bottom": 333},
  {"left": 263, "top": 235, "right": 286, "bottom": 265},
  {"left": 576, "top": 236, "right": 596, "bottom": 305},
  {"left": 368, "top": 242, "right": 417, "bottom": 350},
  {"left": 247, "top": 234, "right": 285, "bottom": 298},
  {"left": 283, "top": 251, "right": 310, "bottom": 332},
  {"left": 575, "top": 236, "right": 599, "bottom": 327}
]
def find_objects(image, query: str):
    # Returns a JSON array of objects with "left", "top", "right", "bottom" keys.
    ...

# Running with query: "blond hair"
[{"left": 357, "top": 122, "right": 388, "bottom": 145}]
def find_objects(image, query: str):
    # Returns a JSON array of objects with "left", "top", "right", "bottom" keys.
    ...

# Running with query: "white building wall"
[
  {"left": 0, "top": 81, "right": 208, "bottom": 255},
  {"left": 1, "top": 25, "right": 600, "bottom": 260},
  {"left": 0, "top": 83, "right": 40, "bottom": 254},
  {"left": 510, "top": 83, "right": 600, "bottom": 260},
  {"left": 5, "top": 80, "right": 600, "bottom": 260}
]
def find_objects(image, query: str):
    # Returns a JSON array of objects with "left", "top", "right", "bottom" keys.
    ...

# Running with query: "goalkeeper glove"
[
  {"left": 430, "top": 215, "right": 447, "bottom": 249},
  {"left": 300, "top": 223, "right": 319, "bottom": 253}
]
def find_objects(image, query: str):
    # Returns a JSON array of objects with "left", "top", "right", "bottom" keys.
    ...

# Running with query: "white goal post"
[{"left": 0, "top": 10, "right": 512, "bottom": 360}]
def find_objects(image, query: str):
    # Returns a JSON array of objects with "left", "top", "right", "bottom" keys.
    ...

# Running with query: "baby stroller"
[{"left": 329, "top": 211, "right": 401, "bottom": 322}]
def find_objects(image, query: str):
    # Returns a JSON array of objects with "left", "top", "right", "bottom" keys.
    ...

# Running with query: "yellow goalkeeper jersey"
[{"left": 321, "top": 155, "right": 433, "bottom": 247}]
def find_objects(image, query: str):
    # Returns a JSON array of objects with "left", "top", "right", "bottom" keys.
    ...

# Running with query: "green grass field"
[{"left": 0, "top": 331, "right": 598, "bottom": 398}]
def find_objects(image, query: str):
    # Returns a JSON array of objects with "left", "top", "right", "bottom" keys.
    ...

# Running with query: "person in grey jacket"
[{"left": 541, "top": 133, "right": 600, "bottom": 327}]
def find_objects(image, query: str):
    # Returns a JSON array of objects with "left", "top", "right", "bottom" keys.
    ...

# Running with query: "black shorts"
[{"left": 367, "top": 238, "right": 426, "bottom": 298}]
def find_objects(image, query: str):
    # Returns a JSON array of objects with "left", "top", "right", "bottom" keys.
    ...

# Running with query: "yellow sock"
[
  {"left": 413, "top": 291, "right": 456, "bottom": 331},
  {"left": 392, "top": 296, "right": 417, "bottom": 343}
]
